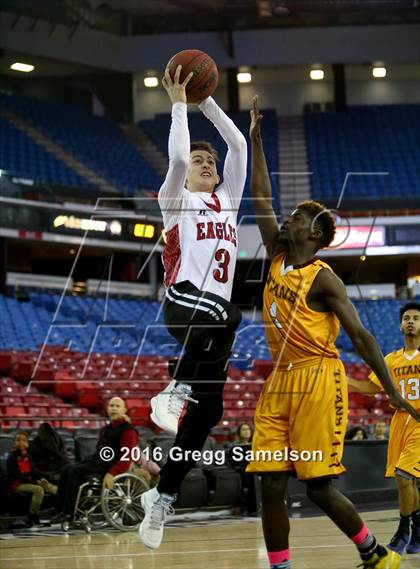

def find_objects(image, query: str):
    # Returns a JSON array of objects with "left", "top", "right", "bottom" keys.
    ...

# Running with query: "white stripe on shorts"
[
  {"left": 166, "top": 288, "right": 221, "bottom": 321},
  {"left": 168, "top": 286, "right": 228, "bottom": 321}
]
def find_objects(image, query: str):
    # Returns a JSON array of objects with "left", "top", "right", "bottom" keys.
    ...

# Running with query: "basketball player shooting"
[
  {"left": 139, "top": 65, "right": 247, "bottom": 549},
  {"left": 246, "top": 95, "right": 420, "bottom": 569}
]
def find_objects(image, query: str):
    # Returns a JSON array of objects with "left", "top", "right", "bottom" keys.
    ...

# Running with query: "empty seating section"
[
  {"left": 0, "top": 376, "right": 102, "bottom": 431},
  {"left": 0, "top": 114, "right": 92, "bottom": 188},
  {"left": 0, "top": 293, "right": 403, "bottom": 429},
  {"left": 305, "top": 105, "right": 420, "bottom": 201},
  {"left": 139, "top": 109, "right": 280, "bottom": 223},
  {"left": 2, "top": 94, "right": 419, "bottom": 205},
  {"left": 0, "top": 93, "right": 161, "bottom": 194},
  {"left": 338, "top": 298, "right": 405, "bottom": 362},
  {"left": 0, "top": 293, "right": 407, "bottom": 360}
]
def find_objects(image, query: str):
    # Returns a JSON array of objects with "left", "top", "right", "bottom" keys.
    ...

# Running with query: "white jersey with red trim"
[{"left": 158, "top": 98, "right": 247, "bottom": 301}]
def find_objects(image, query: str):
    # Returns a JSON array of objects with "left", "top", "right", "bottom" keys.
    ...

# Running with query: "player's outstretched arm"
[
  {"left": 347, "top": 377, "right": 381, "bottom": 395},
  {"left": 198, "top": 96, "right": 247, "bottom": 204},
  {"left": 158, "top": 66, "right": 193, "bottom": 223},
  {"left": 317, "top": 268, "right": 420, "bottom": 421},
  {"left": 250, "top": 96, "right": 282, "bottom": 259}
]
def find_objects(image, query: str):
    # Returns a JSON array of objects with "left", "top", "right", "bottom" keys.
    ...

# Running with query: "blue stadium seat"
[
  {"left": 0, "top": 115, "right": 93, "bottom": 189},
  {"left": 0, "top": 93, "right": 162, "bottom": 195},
  {"left": 0, "top": 293, "right": 407, "bottom": 363},
  {"left": 305, "top": 105, "right": 420, "bottom": 202}
]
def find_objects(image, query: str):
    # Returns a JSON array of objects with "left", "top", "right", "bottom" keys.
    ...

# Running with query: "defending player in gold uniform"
[
  {"left": 248, "top": 255, "right": 347, "bottom": 480},
  {"left": 247, "top": 95, "right": 419, "bottom": 569}
]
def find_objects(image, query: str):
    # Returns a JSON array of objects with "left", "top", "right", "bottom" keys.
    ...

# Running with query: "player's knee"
[
  {"left": 306, "top": 478, "right": 332, "bottom": 503},
  {"left": 34, "top": 486, "right": 44, "bottom": 498},
  {"left": 396, "top": 473, "right": 414, "bottom": 489},
  {"left": 261, "top": 474, "right": 288, "bottom": 501}
]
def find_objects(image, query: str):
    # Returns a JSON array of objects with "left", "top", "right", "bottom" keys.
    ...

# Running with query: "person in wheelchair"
[
  {"left": 51, "top": 397, "right": 138, "bottom": 524},
  {"left": 7, "top": 431, "right": 58, "bottom": 526}
]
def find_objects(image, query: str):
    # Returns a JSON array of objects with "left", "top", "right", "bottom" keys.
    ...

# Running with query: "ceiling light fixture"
[
  {"left": 372, "top": 66, "right": 387, "bottom": 78},
  {"left": 310, "top": 68, "right": 324, "bottom": 81},
  {"left": 144, "top": 76, "right": 158, "bottom": 88},
  {"left": 237, "top": 71, "right": 252, "bottom": 83},
  {"left": 10, "top": 62, "right": 35, "bottom": 73}
]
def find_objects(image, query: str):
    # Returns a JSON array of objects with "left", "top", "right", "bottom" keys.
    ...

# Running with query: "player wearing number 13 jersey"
[
  {"left": 139, "top": 65, "right": 246, "bottom": 550},
  {"left": 349, "top": 303, "right": 420, "bottom": 555}
]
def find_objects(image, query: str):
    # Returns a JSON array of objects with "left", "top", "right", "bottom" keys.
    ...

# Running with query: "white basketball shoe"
[
  {"left": 138, "top": 487, "right": 176, "bottom": 549},
  {"left": 150, "top": 380, "right": 197, "bottom": 435}
]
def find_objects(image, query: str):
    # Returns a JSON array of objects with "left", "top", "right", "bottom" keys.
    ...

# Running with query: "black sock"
[
  {"left": 359, "top": 537, "right": 387, "bottom": 561},
  {"left": 398, "top": 513, "right": 411, "bottom": 532},
  {"left": 412, "top": 508, "right": 420, "bottom": 527},
  {"left": 360, "top": 544, "right": 388, "bottom": 561}
]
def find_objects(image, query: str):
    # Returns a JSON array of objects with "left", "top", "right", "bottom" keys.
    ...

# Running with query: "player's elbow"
[
  {"left": 234, "top": 132, "right": 247, "bottom": 154},
  {"left": 351, "top": 327, "right": 377, "bottom": 355}
]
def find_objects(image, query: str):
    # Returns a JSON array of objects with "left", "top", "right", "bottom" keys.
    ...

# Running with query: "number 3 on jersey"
[
  {"left": 213, "top": 248, "right": 230, "bottom": 283},
  {"left": 399, "top": 378, "right": 420, "bottom": 401}
]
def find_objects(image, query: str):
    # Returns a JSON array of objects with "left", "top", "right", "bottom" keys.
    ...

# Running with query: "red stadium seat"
[
  {"left": 76, "top": 383, "right": 100, "bottom": 410},
  {"left": 126, "top": 406, "right": 151, "bottom": 427},
  {"left": 0, "top": 351, "right": 12, "bottom": 374},
  {"left": 252, "top": 360, "right": 272, "bottom": 377},
  {"left": 5, "top": 405, "right": 27, "bottom": 416},
  {"left": 53, "top": 371, "right": 77, "bottom": 398},
  {"left": 11, "top": 361, "right": 34, "bottom": 384}
]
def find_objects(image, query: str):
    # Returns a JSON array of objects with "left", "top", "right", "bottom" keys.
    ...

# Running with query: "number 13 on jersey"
[{"left": 399, "top": 378, "right": 420, "bottom": 401}]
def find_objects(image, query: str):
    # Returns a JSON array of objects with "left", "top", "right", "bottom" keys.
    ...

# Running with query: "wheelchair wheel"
[
  {"left": 77, "top": 486, "right": 108, "bottom": 530},
  {"left": 101, "top": 473, "right": 149, "bottom": 531}
]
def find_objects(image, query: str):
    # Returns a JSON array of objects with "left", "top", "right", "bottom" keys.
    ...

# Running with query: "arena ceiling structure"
[{"left": 1, "top": 0, "right": 420, "bottom": 35}]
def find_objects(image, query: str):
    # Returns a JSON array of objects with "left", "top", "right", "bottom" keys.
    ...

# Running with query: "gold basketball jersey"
[
  {"left": 370, "top": 349, "right": 420, "bottom": 410},
  {"left": 263, "top": 253, "right": 340, "bottom": 366}
]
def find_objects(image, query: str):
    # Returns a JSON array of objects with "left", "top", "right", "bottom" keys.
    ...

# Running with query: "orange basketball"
[{"left": 167, "top": 49, "right": 218, "bottom": 104}]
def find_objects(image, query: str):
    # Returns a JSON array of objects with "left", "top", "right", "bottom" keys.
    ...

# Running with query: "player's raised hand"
[
  {"left": 249, "top": 95, "right": 263, "bottom": 142},
  {"left": 162, "top": 65, "right": 193, "bottom": 105},
  {"left": 388, "top": 390, "right": 420, "bottom": 422}
]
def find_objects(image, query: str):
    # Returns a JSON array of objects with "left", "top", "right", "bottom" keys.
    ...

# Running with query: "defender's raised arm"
[{"left": 250, "top": 95, "right": 281, "bottom": 258}]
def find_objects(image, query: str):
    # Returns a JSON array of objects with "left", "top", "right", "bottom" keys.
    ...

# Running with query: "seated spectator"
[
  {"left": 51, "top": 397, "right": 139, "bottom": 524},
  {"left": 234, "top": 423, "right": 253, "bottom": 445},
  {"left": 372, "top": 420, "right": 388, "bottom": 440},
  {"left": 7, "top": 431, "right": 57, "bottom": 526},
  {"left": 228, "top": 423, "right": 257, "bottom": 516},
  {"left": 29, "top": 422, "right": 69, "bottom": 483},
  {"left": 345, "top": 425, "right": 368, "bottom": 441},
  {"left": 131, "top": 445, "right": 161, "bottom": 487}
]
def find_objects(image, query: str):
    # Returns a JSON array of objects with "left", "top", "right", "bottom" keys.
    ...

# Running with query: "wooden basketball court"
[{"left": 1, "top": 509, "right": 419, "bottom": 568}]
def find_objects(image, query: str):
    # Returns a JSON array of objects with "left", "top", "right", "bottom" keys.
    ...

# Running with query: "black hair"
[
  {"left": 296, "top": 200, "right": 336, "bottom": 248},
  {"left": 344, "top": 425, "right": 368, "bottom": 440},
  {"left": 400, "top": 302, "right": 420, "bottom": 322},
  {"left": 236, "top": 423, "right": 252, "bottom": 438}
]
